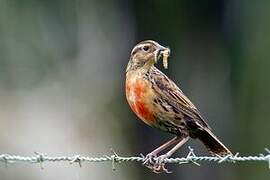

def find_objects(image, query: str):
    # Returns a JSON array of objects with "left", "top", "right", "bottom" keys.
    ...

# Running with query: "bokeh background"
[{"left": 0, "top": 0, "right": 269, "bottom": 180}]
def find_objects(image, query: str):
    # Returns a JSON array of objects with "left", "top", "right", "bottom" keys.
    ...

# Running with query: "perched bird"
[{"left": 125, "top": 40, "right": 232, "bottom": 173}]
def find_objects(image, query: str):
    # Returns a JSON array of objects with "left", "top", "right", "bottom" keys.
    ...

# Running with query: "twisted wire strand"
[{"left": 0, "top": 147, "right": 269, "bottom": 169}]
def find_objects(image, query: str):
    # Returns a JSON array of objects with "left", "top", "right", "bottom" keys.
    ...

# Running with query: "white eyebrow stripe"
[{"left": 136, "top": 43, "right": 151, "bottom": 49}]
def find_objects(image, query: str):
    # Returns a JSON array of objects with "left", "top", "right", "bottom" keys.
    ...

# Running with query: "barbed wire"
[{"left": 0, "top": 147, "right": 269, "bottom": 170}]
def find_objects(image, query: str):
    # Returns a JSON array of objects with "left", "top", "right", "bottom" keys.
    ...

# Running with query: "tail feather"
[{"left": 198, "top": 128, "right": 232, "bottom": 156}]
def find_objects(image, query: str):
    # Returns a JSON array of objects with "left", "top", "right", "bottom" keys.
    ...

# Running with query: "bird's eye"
[{"left": 142, "top": 46, "right": 149, "bottom": 52}]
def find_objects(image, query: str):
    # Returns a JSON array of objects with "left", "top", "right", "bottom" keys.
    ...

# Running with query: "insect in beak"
[{"left": 155, "top": 45, "right": 170, "bottom": 69}]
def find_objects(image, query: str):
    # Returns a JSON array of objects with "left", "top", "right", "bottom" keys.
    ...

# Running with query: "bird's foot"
[
  {"left": 141, "top": 153, "right": 157, "bottom": 165},
  {"left": 142, "top": 153, "right": 172, "bottom": 173},
  {"left": 152, "top": 154, "right": 172, "bottom": 173}
]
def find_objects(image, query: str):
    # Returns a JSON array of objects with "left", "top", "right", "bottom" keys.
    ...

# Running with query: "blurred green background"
[{"left": 0, "top": 0, "right": 269, "bottom": 180}]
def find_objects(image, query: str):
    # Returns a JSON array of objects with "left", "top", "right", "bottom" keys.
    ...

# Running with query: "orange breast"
[{"left": 126, "top": 78, "right": 156, "bottom": 125}]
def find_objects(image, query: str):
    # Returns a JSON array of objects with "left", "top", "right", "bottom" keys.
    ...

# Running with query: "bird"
[{"left": 125, "top": 40, "right": 232, "bottom": 173}]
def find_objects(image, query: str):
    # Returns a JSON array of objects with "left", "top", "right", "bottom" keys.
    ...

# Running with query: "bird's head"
[{"left": 126, "top": 40, "right": 170, "bottom": 72}]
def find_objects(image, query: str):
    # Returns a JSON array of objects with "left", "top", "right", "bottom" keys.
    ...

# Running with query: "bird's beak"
[{"left": 155, "top": 44, "right": 170, "bottom": 64}]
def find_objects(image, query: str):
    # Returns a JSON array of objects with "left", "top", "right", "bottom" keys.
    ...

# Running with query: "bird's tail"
[{"left": 198, "top": 128, "right": 232, "bottom": 156}]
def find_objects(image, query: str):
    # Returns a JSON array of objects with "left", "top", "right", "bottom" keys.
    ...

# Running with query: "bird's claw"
[
  {"left": 141, "top": 153, "right": 157, "bottom": 165},
  {"left": 152, "top": 163, "right": 172, "bottom": 174},
  {"left": 152, "top": 154, "right": 172, "bottom": 173},
  {"left": 141, "top": 153, "right": 172, "bottom": 173}
]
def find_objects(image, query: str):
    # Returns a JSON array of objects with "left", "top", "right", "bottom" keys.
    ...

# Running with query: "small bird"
[{"left": 125, "top": 40, "right": 232, "bottom": 173}]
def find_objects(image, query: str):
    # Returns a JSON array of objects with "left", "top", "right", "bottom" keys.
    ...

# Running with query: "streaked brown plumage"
[{"left": 125, "top": 40, "right": 232, "bottom": 173}]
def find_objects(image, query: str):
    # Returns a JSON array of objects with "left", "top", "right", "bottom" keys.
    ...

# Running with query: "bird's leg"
[
  {"left": 142, "top": 136, "right": 180, "bottom": 165},
  {"left": 152, "top": 136, "right": 190, "bottom": 173}
]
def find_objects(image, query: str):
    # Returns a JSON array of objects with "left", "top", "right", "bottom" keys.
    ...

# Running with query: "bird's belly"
[{"left": 126, "top": 78, "right": 156, "bottom": 125}]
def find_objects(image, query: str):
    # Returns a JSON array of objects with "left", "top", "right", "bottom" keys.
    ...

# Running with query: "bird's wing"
[{"left": 150, "top": 67, "right": 211, "bottom": 129}]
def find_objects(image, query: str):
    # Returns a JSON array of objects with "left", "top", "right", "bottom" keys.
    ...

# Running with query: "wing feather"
[{"left": 150, "top": 67, "right": 211, "bottom": 129}]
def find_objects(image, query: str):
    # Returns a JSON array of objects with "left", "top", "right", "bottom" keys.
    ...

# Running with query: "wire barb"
[
  {"left": 0, "top": 154, "right": 9, "bottom": 168},
  {"left": 70, "top": 155, "right": 82, "bottom": 167},
  {"left": 185, "top": 146, "right": 200, "bottom": 166},
  {"left": 107, "top": 148, "right": 120, "bottom": 171},
  {"left": 0, "top": 148, "right": 269, "bottom": 170},
  {"left": 34, "top": 152, "right": 46, "bottom": 169},
  {"left": 264, "top": 148, "right": 270, "bottom": 169}
]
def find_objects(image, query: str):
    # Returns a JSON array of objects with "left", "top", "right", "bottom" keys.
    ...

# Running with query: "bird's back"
[{"left": 147, "top": 67, "right": 211, "bottom": 130}]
